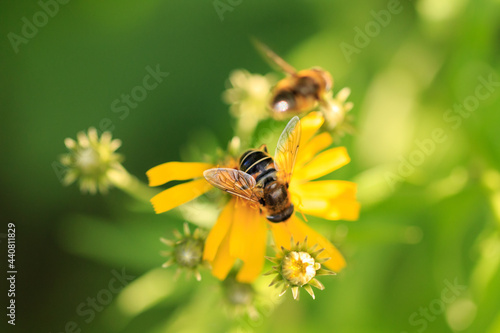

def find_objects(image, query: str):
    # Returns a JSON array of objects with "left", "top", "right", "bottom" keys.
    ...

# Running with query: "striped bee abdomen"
[
  {"left": 239, "top": 149, "right": 276, "bottom": 185},
  {"left": 238, "top": 147, "right": 293, "bottom": 223}
]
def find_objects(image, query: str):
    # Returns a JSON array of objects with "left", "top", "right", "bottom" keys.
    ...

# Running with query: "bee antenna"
[
  {"left": 299, "top": 208, "right": 308, "bottom": 222},
  {"left": 250, "top": 37, "right": 296, "bottom": 76},
  {"left": 294, "top": 196, "right": 308, "bottom": 222},
  {"left": 249, "top": 36, "right": 266, "bottom": 52}
]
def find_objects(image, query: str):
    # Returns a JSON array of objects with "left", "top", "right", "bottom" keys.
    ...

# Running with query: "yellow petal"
[
  {"left": 211, "top": 231, "right": 237, "bottom": 281},
  {"left": 296, "top": 197, "right": 329, "bottom": 214},
  {"left": 271, "top": 216, "right": 346, "bottom": 272},
  {"left": 297, "top": 197, "right": 360, "bottom": 221},
  {"left": 150, "top": 178, "right": 212, "bottom": 214},
  {"left": 270, "top": 221, "right": 293, "bottom": 252},
  {"left": 203, "top": 199, "right": 235, "bottom": 261},
  {"left": 146, "top": 162, "right": 213, "bottom": 186},
  {"left": 322, "top": 199, "right": 360, "bottom": 220},
  {"left": 296, "top": 132, "right": 333, "bottom": 168},
  {"left": 234, "top": 215, "right": 268, "bottom": 283},
  {"left": 294, "top": 218, "right": 346, "bottom": 272},
  {"left": 292, "top": 180, "right": 357, "bottom": 200},
  {"left": 300, "top": 112, "right": 324, "bottom": 147},
  {"left": 292, "top": 181, "right": 360, "bottom": 221},
  {"left": 230, "top": 199, "right": 260, "bottom": 258},
  {"left": 229, "top": 200, "right": 269, "bottom": 282},
  {"left": 293, "top": 147, "right": 350, "bottom": 181},
  {"left": 270, "top": 215, "right": 310, "bottom": 250},
  {"left": 218, "top": 199, "right": 268, "bottom": 283}
]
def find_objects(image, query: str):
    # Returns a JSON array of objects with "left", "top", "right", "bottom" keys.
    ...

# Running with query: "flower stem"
[{"left": 108, "top": 166, "right": 159, "bottom": 203}]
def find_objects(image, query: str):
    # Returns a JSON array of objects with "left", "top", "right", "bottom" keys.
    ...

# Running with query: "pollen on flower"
[
  {"left": 59, "top": 127, "right": 123, "bottom": 194},
  {"left": 265, "top": 237, "right": 336, "bottom": 300},
  {"left": 281, "top": 251, "right": 321, "bottom": 286}
]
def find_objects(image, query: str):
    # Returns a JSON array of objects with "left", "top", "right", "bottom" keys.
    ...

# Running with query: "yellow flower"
[
  {"left": 147, "top": 161, "right": 215, "bottom": 214},
  {"left": 289, "top": 112, "right": 359, "bottom": 221},
  {"left": 265, "top": 237, "right": 336, "bottom": 300},
  {"left": 146, "top": 112, "right": 359, "bottom": 283}
]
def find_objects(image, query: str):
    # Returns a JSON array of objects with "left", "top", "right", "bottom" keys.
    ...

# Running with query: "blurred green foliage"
[{"left": 1, "top": 0, "right": 500, "bottom": 332}]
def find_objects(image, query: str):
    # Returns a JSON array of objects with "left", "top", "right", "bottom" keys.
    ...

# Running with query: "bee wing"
[
  {"left": 252, "top": 38, "right": 297, "bottom": 76},
  {"left": 203, "top": 168, "right": 260, "bottom": 203},
  {"left": 274, "top": 116, "right": 301, "bottom": 183}
]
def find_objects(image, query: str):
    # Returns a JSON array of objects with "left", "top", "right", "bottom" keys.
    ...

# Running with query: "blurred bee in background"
[
  {"left": 204, "top": 116, "right": 300, "bottom": 223},
  {"left": 254, "top": 40, "right": 332, "bottom": 116},
  {"left": 253, "top": 39, "right": 353, "bottom": 133}
]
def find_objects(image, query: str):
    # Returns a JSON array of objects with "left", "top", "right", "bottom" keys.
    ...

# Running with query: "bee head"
[
  {"left": 271, "top": 89, "right": 296, "bottom": 113},
  {"left": 310, "top": 67, "right": 333, "bottom": 93}
]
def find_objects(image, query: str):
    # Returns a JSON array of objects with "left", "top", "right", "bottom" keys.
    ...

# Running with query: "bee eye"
[{"left": 272, "top": 90, "right": 296, "bottom": 112}]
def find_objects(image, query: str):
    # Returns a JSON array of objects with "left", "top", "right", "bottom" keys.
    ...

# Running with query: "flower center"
[
  {"left": 174, "top": 238, "right": 204, "bottom": 268},
  {"left": 224, "top": 280, "right": 254, "bottom": 306},
  {"left": 281, "top": 251, "right": 320, "bottom": 286},
  {"left": 75, "top": 148, "right": 101, "bottom": 174}
]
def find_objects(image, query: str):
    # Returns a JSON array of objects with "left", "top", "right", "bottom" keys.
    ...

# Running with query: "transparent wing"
[
  {"left": 274, "top": 116, "right": 301, "bottom": 184},
  {"left": 252, "top": 38, "right": 297, "bottom": 76},
  {"left": 203, "top": 168, "right": 260, "bottom": 203}
]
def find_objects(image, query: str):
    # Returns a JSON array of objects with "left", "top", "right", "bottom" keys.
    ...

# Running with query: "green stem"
[{"left": 108, "top": 166, "right": 159, "bottom": 203}]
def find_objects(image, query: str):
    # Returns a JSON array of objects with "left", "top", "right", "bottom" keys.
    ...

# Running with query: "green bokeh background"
[{"left": 1, "top": 0, "right": 500, "bottom": 332}]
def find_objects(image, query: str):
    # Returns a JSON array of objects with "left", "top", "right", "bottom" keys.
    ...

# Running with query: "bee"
[
  {"left": 204, "top": 116, "right": 301, "bottom": 223},
  {"left": 253, "top": 40, "right": 333, "bottom": 118}
]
